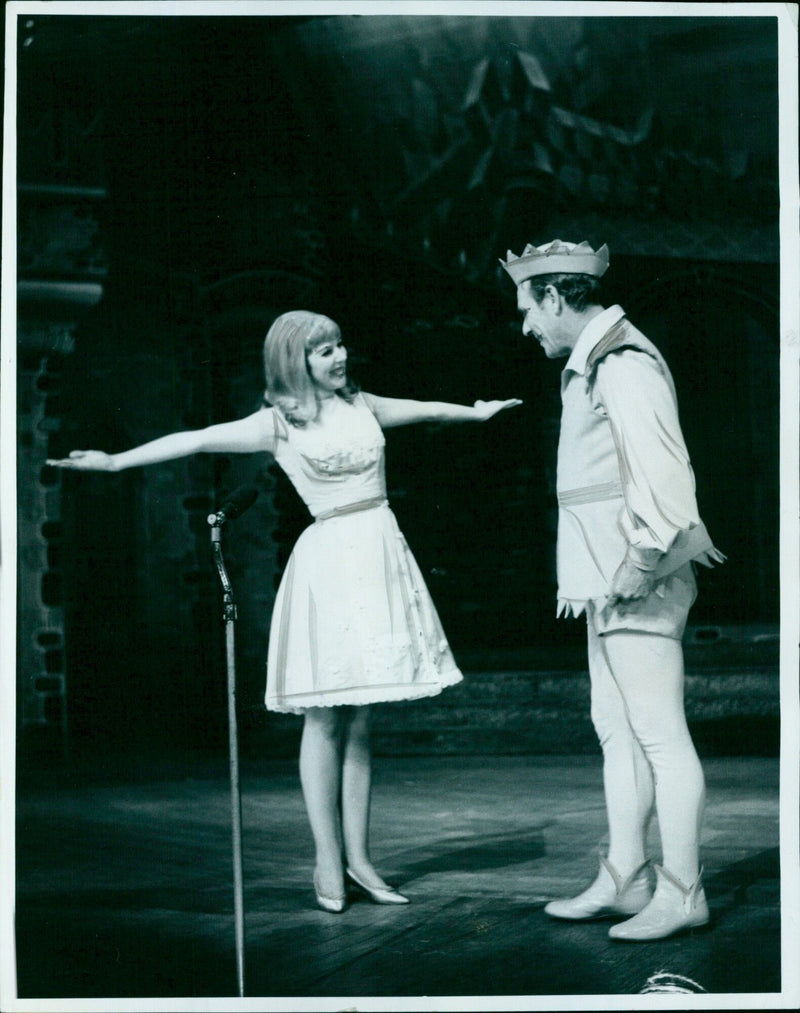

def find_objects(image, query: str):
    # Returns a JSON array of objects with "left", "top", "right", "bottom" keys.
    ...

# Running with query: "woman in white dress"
[{"left": 49, "top": 310, "right": 521, "bottom": 912}]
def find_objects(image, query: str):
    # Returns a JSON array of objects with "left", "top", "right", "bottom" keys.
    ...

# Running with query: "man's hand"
[{"left": 606, "top": 557, "right": 658, "bottom": 611}]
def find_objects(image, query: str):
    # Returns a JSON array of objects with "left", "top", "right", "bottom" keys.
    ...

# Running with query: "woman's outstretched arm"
[
  {"left": 362, "top": 393, "right": 522, "bottom": 429},
  {"left": 47, "top": 408, "right": 275, "bottom": 472}
]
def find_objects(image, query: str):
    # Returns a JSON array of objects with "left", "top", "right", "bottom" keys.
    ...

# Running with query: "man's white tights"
[{"left": 587, "top": 621, "right": 705, "bottom": 887}]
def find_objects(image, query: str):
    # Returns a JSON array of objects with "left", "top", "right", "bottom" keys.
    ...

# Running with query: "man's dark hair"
[{"left": 527, "top": 273, "right": 602, "bottom": 312}]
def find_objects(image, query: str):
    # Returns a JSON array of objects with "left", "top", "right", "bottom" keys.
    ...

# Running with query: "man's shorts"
[{"left": 587, "top": 562, "right": 698, "bottom": 640}]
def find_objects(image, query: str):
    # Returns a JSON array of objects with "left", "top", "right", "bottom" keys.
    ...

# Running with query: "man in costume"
[{"left": 501, "top": 239, "right": 724, "bottom": 941}]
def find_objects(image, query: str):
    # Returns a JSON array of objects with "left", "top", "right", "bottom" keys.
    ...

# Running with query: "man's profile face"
[{"left": 517, "top": 281, "right": 569, "bottom": 359}]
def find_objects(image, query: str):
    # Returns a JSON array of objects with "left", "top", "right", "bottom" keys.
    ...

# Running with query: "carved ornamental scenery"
[{"left": 343, "top": 46, "right": 778, "bottom": 282}]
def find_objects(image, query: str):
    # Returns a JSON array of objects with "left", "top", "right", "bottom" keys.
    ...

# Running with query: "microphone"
[{"left": 207, "top": 484, "right": 259, "bottom": 527}]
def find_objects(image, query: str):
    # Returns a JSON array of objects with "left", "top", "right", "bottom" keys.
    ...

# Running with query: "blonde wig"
[{"left": 263, "top": 310, "right": 358, "bottom": 426}]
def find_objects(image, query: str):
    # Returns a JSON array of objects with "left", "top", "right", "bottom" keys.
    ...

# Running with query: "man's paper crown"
[{"left": 500, "top": 239, "right": 610, "bottom": 285}]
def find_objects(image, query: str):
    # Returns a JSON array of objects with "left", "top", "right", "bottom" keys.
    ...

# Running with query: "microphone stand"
[{"left": 209, "top": 519, "right": 246, "bottom": 998}]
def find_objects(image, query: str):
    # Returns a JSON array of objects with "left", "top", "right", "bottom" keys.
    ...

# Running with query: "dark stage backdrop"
[{"left": 16, "top": 13, "right": 779, "bottom": 757}]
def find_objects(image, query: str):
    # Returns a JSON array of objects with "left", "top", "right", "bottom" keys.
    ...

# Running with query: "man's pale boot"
[
  {"left": 544, "top": 856, "right": 652, "bottom": 921},
  {"left": 608, "top": 864, "right": 710, "bottom": 941}
]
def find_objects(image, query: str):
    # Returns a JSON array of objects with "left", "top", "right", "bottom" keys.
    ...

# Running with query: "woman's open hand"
[
  {"left": 46, "top": 450, "right": 117, "bottom": 472},
  {"left": 472, "top": 398, "right": 523, "bottom": 421}
]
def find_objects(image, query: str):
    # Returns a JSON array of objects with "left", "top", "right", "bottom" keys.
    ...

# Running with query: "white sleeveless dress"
[{"left": 264, "top": 393, "right": 463, "bottom": 713}]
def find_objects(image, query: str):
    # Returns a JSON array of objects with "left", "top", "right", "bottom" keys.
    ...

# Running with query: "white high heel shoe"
[
  {"left": 608, "top": 865, "right": 710, "bottom": 941},
  {"left": 544, "top": 856, "right": 652, "bottom": 920},
  {"left": 346, "top": 867, "right": 410, "bottom": 905},
  {"left": 313, "top": 870, "right": 347, "bottom": 913}
]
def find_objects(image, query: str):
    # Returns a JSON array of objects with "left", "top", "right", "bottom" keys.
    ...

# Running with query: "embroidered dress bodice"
[{"left": 271, "top": 394, "right": 387, "bottom": 518}]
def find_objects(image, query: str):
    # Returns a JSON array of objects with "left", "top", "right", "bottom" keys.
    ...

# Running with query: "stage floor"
[{"left": 15, "top": 753, "right": 782, "bottom": 1006}]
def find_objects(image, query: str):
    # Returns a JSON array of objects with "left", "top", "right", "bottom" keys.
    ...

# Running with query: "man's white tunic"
[{"left": 556, "top": 305, "right": 723, "bottom": 617}]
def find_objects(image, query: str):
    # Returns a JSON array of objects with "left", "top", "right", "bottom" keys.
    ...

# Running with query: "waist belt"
[
  {"left": 557, "top": 481, "right": 624, "bottom": 506},
  {"left": 314, "top": 496, "right": 388, "bottom": 522}
]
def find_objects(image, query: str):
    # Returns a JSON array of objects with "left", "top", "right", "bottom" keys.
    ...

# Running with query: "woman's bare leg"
[
  {"left": 341, "top": 705, "right": 392, "bottom": 890},
  {"left": 300, "top": 707, "right": 346, "bottom": 897}
]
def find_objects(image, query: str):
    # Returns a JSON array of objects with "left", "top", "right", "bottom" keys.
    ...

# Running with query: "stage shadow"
[
  {"left": 397, "top": 826, "right": 552, "bottom": 879},
  {"left": 704, "top": 847, "right": 780, "bottom": 924},
  {"left": 706, "top": 846, "right": 779, "bottom": 890}
]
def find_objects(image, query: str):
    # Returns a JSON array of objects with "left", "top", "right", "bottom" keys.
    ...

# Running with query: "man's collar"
[{"left": 564, "top": 305, "right": 626, "bottom": 376}]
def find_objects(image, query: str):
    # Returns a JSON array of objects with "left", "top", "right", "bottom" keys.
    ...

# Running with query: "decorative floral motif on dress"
[{"left": 303, "top": 434, "right": 384, "bottom": 476}]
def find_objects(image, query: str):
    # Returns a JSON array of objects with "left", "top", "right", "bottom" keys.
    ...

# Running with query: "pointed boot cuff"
[
  {"left": 653, "top": 864, "right": 705, "bottom": 913},
  {"left": 600, "top": 856, "right": 651, "bottom": 898}
]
